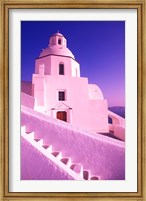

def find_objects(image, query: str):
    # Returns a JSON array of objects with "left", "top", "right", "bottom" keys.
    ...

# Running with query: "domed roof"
[
  {"left": 39, "top": 45, "right": 75, "bottom": 59},
  {"left": 88, "top": 84, "right": 104, "bottom": 100},
  {"left": 53, "top": 32, "right": 64, "bottom": 37},
  {"left": 39, "top": 32, "right": 75, "bottom": 59}
]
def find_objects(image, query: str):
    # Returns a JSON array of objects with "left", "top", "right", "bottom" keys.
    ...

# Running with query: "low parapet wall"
[
  {"left": 21, "top": 92, "right": 35, "bottom": 109},
  {"left": 108, "top": 110, "right": 125, "bottom": 141},
  {"left": 21, "top": 81, "right": 32, "bottom": 95},
  {"left": 21, "top": 137, "right": 76, "bottom": 180},
  {"left": 108, "top": 110, "right": 125, "bottom": 126},
  {"left": 21, "top": 106, "right": 125, "bottom": 180}
]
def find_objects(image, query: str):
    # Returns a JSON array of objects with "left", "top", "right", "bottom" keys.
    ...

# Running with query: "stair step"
[
  {"left": 21, "top": 125, "right": 93, "bottom": 180},
  {"left": 51, "top": 151, "right": 62, "bottom": 159},
  {"left": 34, "top": 139, "right": 43, "bottom": 146},
  {"left": 42, "top": 145, "right": 52, "bottom": 152},
  {"left": 70, "top": 163, "right": 83, "bottom": 175},
  {"left": 26, "top": 131, "right": 33, "bottom": 134},
  {"left": 90, "top": 176, "right": 100, "bottom": 180},
  {"left": 24, "top": 131, "right": 35, "bottom": 140},
  {"left": 60, "top": 158, "right": 72, "bottom": 167},
  {"left": 21, "top": 126, "right": 26, "bottom": 133},
  {"left": 83, "top": 170, "right": 90, "bottom": 180}
]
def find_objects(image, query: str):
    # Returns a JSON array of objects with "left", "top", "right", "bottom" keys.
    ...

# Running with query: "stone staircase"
[{"left": 21, "top": 126, "right": 100, "bottom": 180}]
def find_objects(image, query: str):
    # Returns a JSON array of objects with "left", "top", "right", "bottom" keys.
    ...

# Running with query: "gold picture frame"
[{"left": 0, "top": 0, "right": 145, "bottom": 200}]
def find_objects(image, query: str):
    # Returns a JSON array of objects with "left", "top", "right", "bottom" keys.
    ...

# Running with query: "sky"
[{"left": 21, "top": 21, "right": 125, "bottom": 107}]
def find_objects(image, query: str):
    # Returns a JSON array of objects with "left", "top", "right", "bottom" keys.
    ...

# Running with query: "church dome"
[
  {"left": 88, "top": 84, "right": 104, "bottom": 100},
  {"left": 39, "top": 45, "right": 75, "bottom": 59},
  {"left": 39, "top": 33, "right": 75, "bottom": 59},
  {"left": 53, "top": 32, "right": 64, "bottom": 37}
]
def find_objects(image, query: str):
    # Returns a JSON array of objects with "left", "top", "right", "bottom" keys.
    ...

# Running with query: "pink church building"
[
  {"left": 21, "top": 32, "right": 125, "bottom": 180},
  {"left": 32, "top": 32, "right": 108, "bottom": 133}
]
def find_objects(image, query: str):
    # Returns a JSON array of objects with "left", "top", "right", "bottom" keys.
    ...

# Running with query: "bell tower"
[
  {"left": 34, "top": 32, "right": 80, "bottom": 77},
  {"left": 49, "top": 32, "right": 67, "bottom": 47}
]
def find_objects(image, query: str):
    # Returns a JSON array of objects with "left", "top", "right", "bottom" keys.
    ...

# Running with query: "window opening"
[
  {"left": 58, "top": 91, "right": 65, "bottom": 101},
  {"left": 58, "top": 39, "right": 61, "bottom": 45},
  {"left": 59, "top": 64, "right": 64, "bottom": 75}
]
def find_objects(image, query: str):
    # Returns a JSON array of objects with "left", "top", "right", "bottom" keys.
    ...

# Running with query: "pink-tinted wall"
[
  {"left": 21, "top": 92, "right": 35, "bottom": 109},
  {"left": 33, "top": 75, "right": 108, "bottom": 132},
  {"left": 108, "top": 110, "right": 125, "bottom": 141},
  {"left": 21, "top": 137, "right": 75, "bottom": 180},
  {"left": 108, "top": 110, "right": 125, "bottom": 126},
  {"left": 35, "top": 55, "right": 80, "bottom": 77},
  {"left": 114, "top": 125, "right": 125, "bottom": 141},
  {"left": 21, "top": 106, "right": 125, "bottom": 180},
  {"left": 21, "top": 81, "right": 32, "bottom": 95}
]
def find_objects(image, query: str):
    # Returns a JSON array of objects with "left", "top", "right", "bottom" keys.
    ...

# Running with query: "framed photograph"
[{"left": 0, "top": 0, "right": 145, "bottom": 200}]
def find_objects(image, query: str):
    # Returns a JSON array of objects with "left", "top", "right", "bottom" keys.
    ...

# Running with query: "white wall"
[
  {"left": 21, "top": 137, "right": 75, "bottom": 180},
  {"left": 21, "top": 92, "right": 35, "bottom": 109},
  {"left": 21, "top": 106, "right": 125, "bottom": 180}
]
